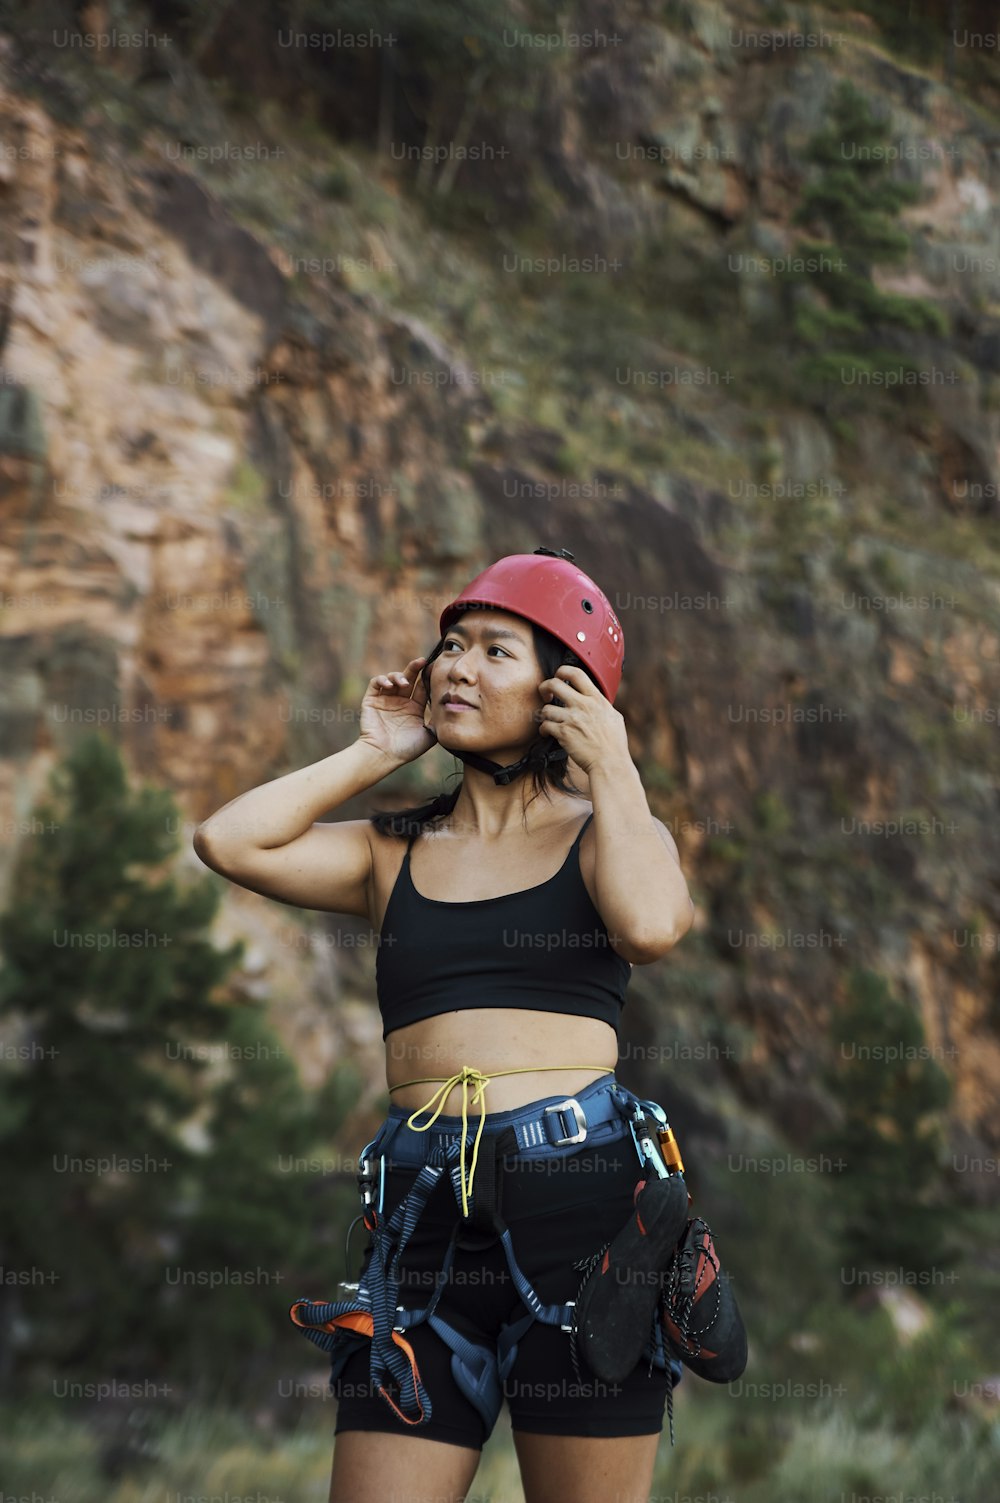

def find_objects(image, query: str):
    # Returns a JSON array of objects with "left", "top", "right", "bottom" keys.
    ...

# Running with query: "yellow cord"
[{"left": 390, "top": 1064, "right": 615, "bottom": 1219}]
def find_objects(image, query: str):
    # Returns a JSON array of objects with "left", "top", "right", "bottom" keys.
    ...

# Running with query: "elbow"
[
  {"left": 676, "top": 895, "right": 696, "bottom": 942},
  {"left": 193, "top": 823, "right": 223, "bottom": 870},
  {"left": 626, "top": 898, "right": 696, "bottom": 964},
  {"left": 667, "top": 895, "right": 696, "bottom": 949}
]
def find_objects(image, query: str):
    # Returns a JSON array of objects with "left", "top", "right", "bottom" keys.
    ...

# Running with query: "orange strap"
[{"left": 288, "top": 1301, "right": 428, "bottom": 1424}]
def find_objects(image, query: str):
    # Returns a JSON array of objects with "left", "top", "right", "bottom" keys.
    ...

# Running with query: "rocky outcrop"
[{"left": 1, "top": 4, "right": 998, "bottom": 1185}]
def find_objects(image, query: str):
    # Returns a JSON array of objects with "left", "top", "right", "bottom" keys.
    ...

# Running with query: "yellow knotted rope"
[{"left": 389, "top": 1064, "right": 615, "bottom": 1219}]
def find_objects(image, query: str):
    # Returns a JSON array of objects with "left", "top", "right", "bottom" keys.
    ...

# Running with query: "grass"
[
  {"left": 3, "top": 1272, "right": 996, "bottom": 1501},
  {"left": 2, "top": 1108, "right": 997, "bottom": 1501}
]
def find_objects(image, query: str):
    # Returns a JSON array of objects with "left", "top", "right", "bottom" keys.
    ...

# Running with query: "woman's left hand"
[{"left": 537, "top": 665, "right": 631, "bottom": 775}]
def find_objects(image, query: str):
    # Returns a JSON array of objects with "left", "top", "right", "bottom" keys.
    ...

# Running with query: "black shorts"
[{"left": 332, "top": 1129, "right": 677, "bottom": 1451}]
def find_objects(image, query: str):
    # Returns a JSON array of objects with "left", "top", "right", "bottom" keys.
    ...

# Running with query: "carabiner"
[
  {"left": 638, "top": 1097, "right": 668, "bottom": 1127},
  {"left": 357, "top": 1142, "right": 387, "bottom": 1230},
  {"left": 633, "top": 1098, "right": 685, "bottom": 1175},
  {"left": 634, "top": 1117, "right": 670, "bottom": 1179}
]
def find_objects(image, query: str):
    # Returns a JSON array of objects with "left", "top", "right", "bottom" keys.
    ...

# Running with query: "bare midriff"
[
  {"left": 385, "top": 1009, "right": 618, "bottom": 1115},
  {"left": 373, "top": 800, "right": 621, "bottom": 1116}
]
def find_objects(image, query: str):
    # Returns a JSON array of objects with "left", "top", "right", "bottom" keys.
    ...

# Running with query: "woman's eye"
[{"left": 444, "top": 641, "right": 507, "bottom": 657}]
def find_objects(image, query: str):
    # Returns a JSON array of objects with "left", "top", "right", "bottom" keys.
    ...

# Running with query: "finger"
[
  {"left": 540, "top": 673, "right": 582, "bottom": 700},
  {"left": 555, "top": 665, "right": 591, "bottom": 691},
  {"left": 405, "top": 660, "right": 429, "bottom": 700}
]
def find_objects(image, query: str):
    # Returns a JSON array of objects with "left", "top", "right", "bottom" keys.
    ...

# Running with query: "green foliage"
[
  {"left": 317, "top": 164, "right": 353, "bottom": 201},
  {"left": 311, "top": 0, "right": 555, "bottom": 192},
  {"left": 824, "top": 0, "right": 999, "bottom": 70},
  {"left": 704, "top": 833, "right": 748, "bottom": 865},
  {"left": 312, "top": 0, "right": 534, "bottom": 76},
  {"left": 812, "top": 967, "right": 955, "bottom": 1277},
  {"left": 225, "top": 459, "right": 269, "bottom": 514},
  {"left": 753, "top": 790, "right": 793, "bottom": 836},
  {"left": 0, "top": 733, "right": 339, "bottom": 1395},
  {"left": 0, "top": 382, "right": 47, "bottom": 461},
  {"left": 164, "top": 1004, "right": 336, "bottom": 1386},
  {"left": 861, "top": 1299, "right": 975, "bottom": 1431},
  {"left": 639, "top": 760, "right": 678, "bottom": 795},
  {"left": 782, "top": 81, "right": 949, "bottom": 414}
]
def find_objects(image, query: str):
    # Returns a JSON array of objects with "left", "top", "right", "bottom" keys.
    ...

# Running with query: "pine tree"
[
  {"left": 164, "top": 1003, "right": 361, "bottom": 1395},
  {"left": 311, "top": 0, "right": 551, "bottom": 189},
  {"left": 0, "top": 732, "right": 348, "bottom": 1396},
  {"left": 814, "top": 967, "right": 954, "bottom": 1277},
  {"left": 0, "top": 733, "right": 241, "bottom": 1378},
  {"left": 784, "top": 80, "right": 949, "bottom": 409}
]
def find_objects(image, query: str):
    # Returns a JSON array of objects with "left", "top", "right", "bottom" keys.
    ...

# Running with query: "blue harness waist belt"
[{"left": 290, "top": 1067, "right": 684, "bottom": 1439}]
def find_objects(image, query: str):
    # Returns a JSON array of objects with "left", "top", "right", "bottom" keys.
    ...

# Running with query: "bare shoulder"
[
  {"left": 575, "top": 800, "right": 597, "bottom": 880},
  {"left": 577, "top": 808, "right": 682, "bottom": 964},
  {"left": 367, "top": 818, "right": 416, "bottom": 928},
  {"left": 578, "top": 807, "right": 678, "bottom": 861}
]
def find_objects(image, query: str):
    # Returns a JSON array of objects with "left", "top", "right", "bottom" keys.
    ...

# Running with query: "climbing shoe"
[
  {"left": 658, "top": 1215, "right": 748, "bottom": 1382},
  {"left": 571, "top": 1171, "right": 691, "bottom": 1385}
]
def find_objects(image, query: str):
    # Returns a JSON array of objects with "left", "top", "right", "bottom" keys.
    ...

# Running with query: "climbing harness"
[
  {"left": 391, "top": 1062, "right": 611, "bottom": 1220},
  {"left": 289, "top": 1065, "right": 688, "bottom": 1442}
]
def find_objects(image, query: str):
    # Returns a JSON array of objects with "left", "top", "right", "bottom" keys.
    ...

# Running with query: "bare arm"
[
  {"left": 193, "top": 657, "right": 432, "bottom": 916},
  {"left": 193, "top": 740, "right": 405, "bottom": 916},
  {"left": 589, "top": 760, "right": 695, "bottom": 964}
]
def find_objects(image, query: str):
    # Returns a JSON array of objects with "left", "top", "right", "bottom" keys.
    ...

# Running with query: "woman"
[{"left": 194, "top": 548, "right": 696, "bottom": 1503}]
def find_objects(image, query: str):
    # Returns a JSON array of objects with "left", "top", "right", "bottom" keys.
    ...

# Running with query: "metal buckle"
[
  {"left": 544, "top": 1097, "right": 587, "bottom": 1145},
  {"left": 357, "top": 1150, "right": 386, "bottom": 1214}
]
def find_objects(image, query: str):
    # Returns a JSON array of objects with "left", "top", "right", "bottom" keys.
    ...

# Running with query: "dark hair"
[{"left": 368, "top": 608, "right": 593, "bottom": 839}]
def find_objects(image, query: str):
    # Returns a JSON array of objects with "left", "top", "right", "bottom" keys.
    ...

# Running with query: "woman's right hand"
[{"left": 358, "top": 657, "right": 437, "bottom": 765}]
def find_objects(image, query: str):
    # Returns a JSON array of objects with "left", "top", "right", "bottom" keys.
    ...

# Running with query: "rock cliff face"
[{"left": 1, "top": 4, "right": 998, "bottom": 1193}]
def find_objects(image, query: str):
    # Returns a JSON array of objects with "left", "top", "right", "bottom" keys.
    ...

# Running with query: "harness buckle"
[
  {"left": 544, "top": 1097, "right": 587, "bottom": 1145},
  {"left": 560, "top": 1300, "right": 576, "bottom": 1332}
]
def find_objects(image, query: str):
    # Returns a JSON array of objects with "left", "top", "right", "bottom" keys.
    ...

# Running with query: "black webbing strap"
[{"left": 453, "top": 1124, "right": 520, "bottom": 1249}]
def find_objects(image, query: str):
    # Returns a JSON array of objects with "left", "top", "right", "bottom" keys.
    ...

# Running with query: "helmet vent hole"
[{"left": 581, "top": 598, "right": 594, "bottom": 614}]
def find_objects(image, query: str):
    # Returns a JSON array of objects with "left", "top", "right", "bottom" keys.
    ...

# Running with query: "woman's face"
[{"left": 423, "top": 609, "right": 545, "bottom": 757}]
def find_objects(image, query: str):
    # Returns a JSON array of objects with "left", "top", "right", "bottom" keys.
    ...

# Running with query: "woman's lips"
[{"left": 443, "top": 703, "right": 478, "bottom": 711}]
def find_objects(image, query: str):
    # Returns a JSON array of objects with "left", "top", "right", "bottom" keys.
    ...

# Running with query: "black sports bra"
[{"left": 374, "top": 811, "right": 632, "bottom": 1041}]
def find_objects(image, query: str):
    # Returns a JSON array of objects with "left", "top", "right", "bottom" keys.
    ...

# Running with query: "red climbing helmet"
[{"left": 439, "top": 547, "right": 625, "bottom": 702}]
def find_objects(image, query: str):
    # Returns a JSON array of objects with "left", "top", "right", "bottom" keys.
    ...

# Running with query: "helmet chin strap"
[{"left": 450, "top": 742, "right": 569, "bottom": 788}]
